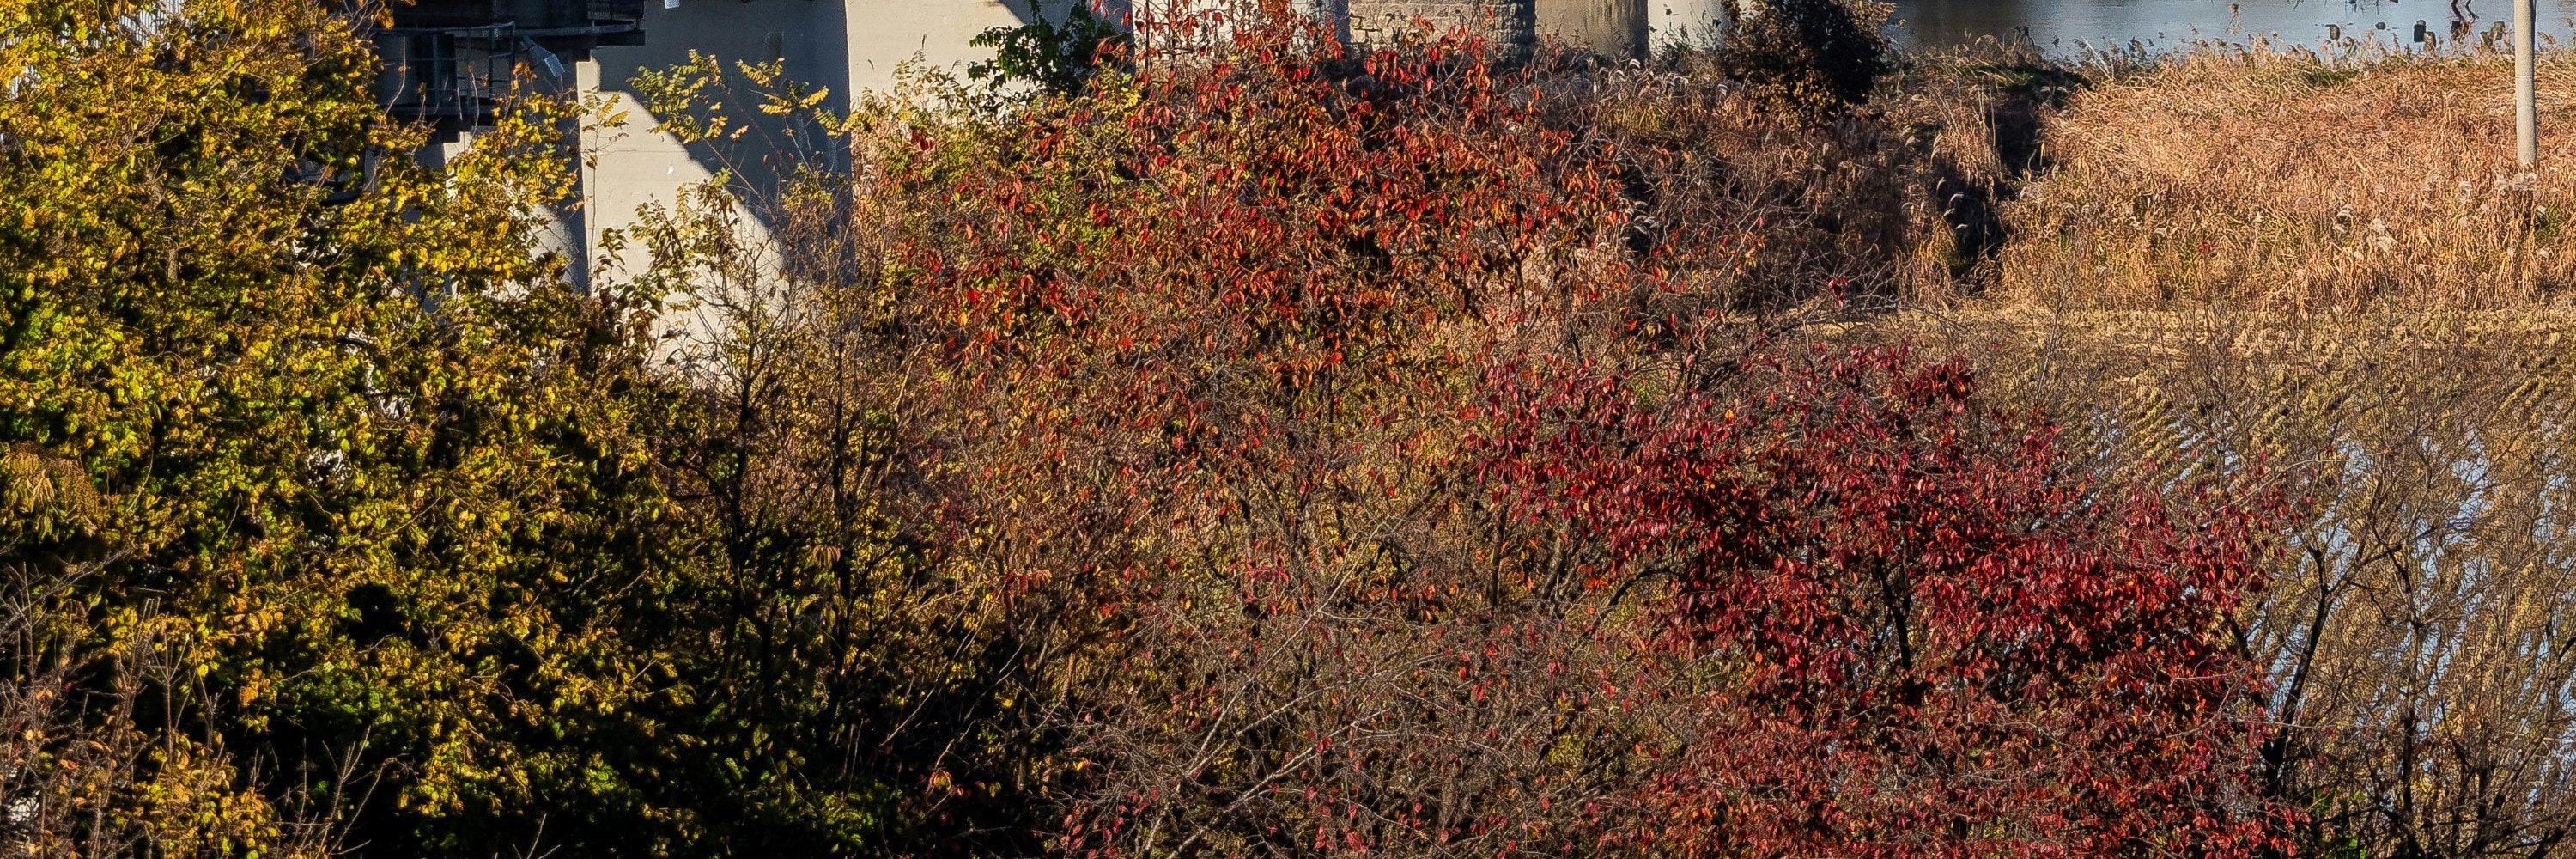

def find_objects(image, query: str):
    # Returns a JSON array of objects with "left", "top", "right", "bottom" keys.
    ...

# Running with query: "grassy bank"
[{"left": 1911, "top": 44, "right": 2576, "bottom": 308}]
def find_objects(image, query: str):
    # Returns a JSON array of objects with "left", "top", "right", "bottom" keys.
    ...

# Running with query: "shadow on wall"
[
  {"left": 580, "top": 0, "right": 841, "bottom": 284},
  {"left": 579, "top": 0, "right": 1076, "bottom": 283},
  {"left": 1538, "top": 0, "right": 1649, "bottom": 58}
]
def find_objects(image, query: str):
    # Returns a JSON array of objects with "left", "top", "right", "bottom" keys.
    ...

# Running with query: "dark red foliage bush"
[{"left": 1473, "top": 343, "right": 2291, "bottom": 857}]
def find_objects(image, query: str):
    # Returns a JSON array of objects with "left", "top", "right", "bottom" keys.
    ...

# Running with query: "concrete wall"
[
  {"left": 556, "top": 0, "right": 1085, "bottom": 350},
  {"left": 571, "top": 0, "right": 1081, "bottom": 280},
  {"left": 853, "top": 0, "right": 1075, "bottom": 94},
  {"left": 573, "top": 1, "right": 854, "bottom": 283},
  {"left": 1648, "top": 0, "right": 1728, "bottom": 51}
]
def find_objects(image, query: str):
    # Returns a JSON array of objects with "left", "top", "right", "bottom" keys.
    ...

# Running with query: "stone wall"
[
  {"left": 1344, "top": 0, "right": 1684, "bottom": 58},
  {"left": 1344, "top": 0, "right": 1536, "bottom": 50}
]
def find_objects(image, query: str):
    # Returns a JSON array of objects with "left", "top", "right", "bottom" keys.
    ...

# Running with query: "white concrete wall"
[
  {"left": 853, "top": 0, "right": 1079, "bottom": 94},
  {"left": 578, "top": 1, "right": 857, "bottom": 283},
  {"left": 572, "top": 0, "right": 1072, "bottom": 268}
]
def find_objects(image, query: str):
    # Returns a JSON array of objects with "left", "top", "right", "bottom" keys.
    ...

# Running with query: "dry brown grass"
[{"left": 1944, "top": 47, "right": 2576, "bottom": 310}]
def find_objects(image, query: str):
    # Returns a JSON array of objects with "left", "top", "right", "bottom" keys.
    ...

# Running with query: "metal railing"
[
  {"left": 372, "top": 0, "right": 647, "bottom": 124},
  {"left": 374, "top": 27, "right": 548, "bottom": 125},
  {"left": 586, "top": 0, "right": 646, "bottom": 26}
]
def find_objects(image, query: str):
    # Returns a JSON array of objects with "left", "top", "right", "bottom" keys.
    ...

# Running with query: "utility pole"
[
  {"left": 2513, "top": 0, "right": 2539, "bottom": 295},
  {"left": 2516, "top": 0, "right": 2537, "bottom": 169}
]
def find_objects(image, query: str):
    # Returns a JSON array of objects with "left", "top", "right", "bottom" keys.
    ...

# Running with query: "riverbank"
[
  {"left": 1864, "top": 44, "right": 2576, "bottom": 856},
  {"left": 1898, "top": 43, "right": 2576, "bottom": 308}
]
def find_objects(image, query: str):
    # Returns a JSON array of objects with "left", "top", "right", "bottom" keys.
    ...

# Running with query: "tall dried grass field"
[{"left": 1953, "top": 46, "right": 2576, "bottom": 309}]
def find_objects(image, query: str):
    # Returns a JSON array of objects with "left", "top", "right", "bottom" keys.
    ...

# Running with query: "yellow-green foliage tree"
[
  {"left": 0, "top": 0, "right": 682, "bottom": 854},
  {"left": 0, "top": 3, "right": 1060, "bottom": 856}
]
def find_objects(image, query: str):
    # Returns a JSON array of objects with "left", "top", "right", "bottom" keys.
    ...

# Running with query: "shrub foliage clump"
[{"left": 1716, "top": 0, "right": 1895, "bottom": 116}]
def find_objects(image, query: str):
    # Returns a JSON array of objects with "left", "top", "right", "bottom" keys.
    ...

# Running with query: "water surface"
[{"left": 1886, "top": 0, "right": 2576, "bottom": 52}]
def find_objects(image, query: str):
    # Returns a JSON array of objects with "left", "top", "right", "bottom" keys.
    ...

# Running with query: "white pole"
[{"left": 2516, "top": 0, "right": 2537, "bottom": 169}]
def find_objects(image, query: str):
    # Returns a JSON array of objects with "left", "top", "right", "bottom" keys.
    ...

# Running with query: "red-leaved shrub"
[{"left": 1473, "top": 343, "right": 2291, "bottom": 857}]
